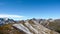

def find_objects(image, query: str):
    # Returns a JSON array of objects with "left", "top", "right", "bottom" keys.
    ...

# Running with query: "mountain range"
[{"left": 0, "top": 18, "right": 60, "bottom": 34}]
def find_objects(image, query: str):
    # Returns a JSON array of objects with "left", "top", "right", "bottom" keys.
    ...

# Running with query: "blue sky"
[{"left": 0, "top": 0, "right": 60, "bottom": 20}]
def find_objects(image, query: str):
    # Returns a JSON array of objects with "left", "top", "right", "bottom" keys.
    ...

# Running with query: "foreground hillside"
[
  {"left": 0, "top": 19, "right": 60, "bottom": 34},
  {"left": 0, "top": 18, "right": 60, "bottom": 34},
  {"left": 12, "top": 20, "right": 59, "bottom": 34},
  {"left": 38, "top": 19, "right": 60, "bottom": 33},
  {"left": 0, "top": 24, "right": 26, "bottom": 34}
]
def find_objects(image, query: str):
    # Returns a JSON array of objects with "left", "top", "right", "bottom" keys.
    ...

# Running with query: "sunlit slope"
[
  {"left": 0, "top": 24, "right": 26, "bottom": 34},
  {"left": 0, "top": 19, "right": 60, "bottom": 34},
  {"left": 39, "top": 19, "right": 60, "bottom": 33},
  {"left": 13, "top": 20, "right": 59, "bottom": 34}
]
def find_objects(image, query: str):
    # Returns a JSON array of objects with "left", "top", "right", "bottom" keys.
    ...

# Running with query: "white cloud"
[{"left": 0, "top": 14, "right": 24, "bottom": 18}]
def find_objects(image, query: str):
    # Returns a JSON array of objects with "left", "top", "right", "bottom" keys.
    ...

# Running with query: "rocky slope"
[
  {"left": 37, "top": 19, "right": 60, "bottom": 33},
  {"left": 12, "top": 20, "right": 59, "bottom": 34},
  {"left": 0, "top": 18, "right": 60, "bottom": 34}
]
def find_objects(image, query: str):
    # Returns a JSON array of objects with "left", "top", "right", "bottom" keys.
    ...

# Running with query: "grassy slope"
[{"left": 0, "top": 24, "right": 25, "bottom": 34}]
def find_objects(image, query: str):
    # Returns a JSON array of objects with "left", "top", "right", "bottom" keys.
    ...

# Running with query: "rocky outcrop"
[{"left": 13, "top": 20, "right": 59, "bottom": 34}]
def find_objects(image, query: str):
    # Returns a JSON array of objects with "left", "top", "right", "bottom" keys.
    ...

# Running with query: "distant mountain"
[{"left": 0, "top": 18, "right": 15, "bottom": 26}]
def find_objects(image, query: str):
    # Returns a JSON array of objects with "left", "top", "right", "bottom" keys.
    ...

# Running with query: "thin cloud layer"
[{"left": 0, "top": 14, "right": 24, "bottom": 18}]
